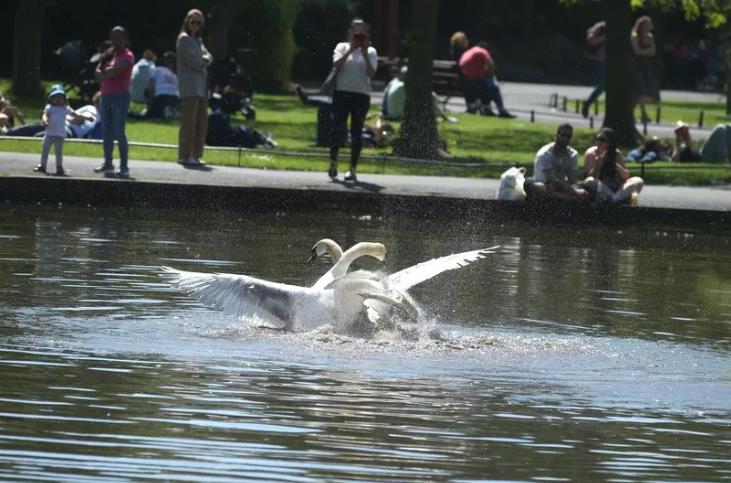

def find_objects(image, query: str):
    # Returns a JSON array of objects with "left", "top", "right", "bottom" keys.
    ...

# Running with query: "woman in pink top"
[{"left": 94, "top": 26, "right": 135, "bottom": 178}]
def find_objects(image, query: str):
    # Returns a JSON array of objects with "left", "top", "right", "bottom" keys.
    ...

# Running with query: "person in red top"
[
  {"left": 458, "top": 39, "right": 514, "bottom": 118},
  {"left": 94, "top": 26, "right": 135, "bottom": 178}
]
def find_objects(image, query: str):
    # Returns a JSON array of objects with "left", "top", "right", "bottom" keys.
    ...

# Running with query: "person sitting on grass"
[
  {"left": 33, "top": 85, "right": 94, "bottom": 176},
  {"left": 524, "top": 123, "right": 590, "bottom": 201},
  {"left": 671, "top": 121, "right": 701, "bottom": 162},
  {"left": 626, "top": 136, "right": 669, "bottom": 163},
  {"left": 581, "top": 127, "right": 644, "bottom": 205},
  {"left": 0, "top": 93, "right": 26, "bottom": 133},
  {"left": 129, "top": 51, "right": 180, "bottom": 120},
  {"left": 380, "top": 66, "right": 455, "bottom": 123}
]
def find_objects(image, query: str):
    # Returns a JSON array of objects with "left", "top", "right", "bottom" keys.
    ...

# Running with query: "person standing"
[
  {"left": 328, "top": 18, "right": 378, "bottom": 182},
  {"left": 631, "top": 16, "right": 660, "bottom": 124},
  {"left": 94, "top": 26, "right": 134, "bottom": 178},
  {"left": 582, "top": 21, "right": 606, "bottom": 118},
  {"left": 33, "top": 85, "right": 93, "bottom": 176},
  {"left": 177, "top": 9, "right": 213, "bottom": 167}
]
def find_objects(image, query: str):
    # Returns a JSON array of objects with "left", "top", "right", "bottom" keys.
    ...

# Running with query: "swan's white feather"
[
  {"left": 162, "top": 266, "right": 326, "bottom": 328},
  {"left": 388, "top": 246, "right": 499, "bottom": 290}
]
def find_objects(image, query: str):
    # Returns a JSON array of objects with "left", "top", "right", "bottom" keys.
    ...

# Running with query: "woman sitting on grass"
[{"left": 582, "top": 127, "right": 644, "bottom": 205}]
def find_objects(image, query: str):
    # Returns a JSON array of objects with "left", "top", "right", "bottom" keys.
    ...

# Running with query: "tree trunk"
[
  {"left": 207, "top": 0, "right": 246, "bottom": 61},
  {"left": 393, "top": 0, "right": 442, "bottom": 159},
  {"left": 12, "top": 0, "right": 46, "bottom": 98},
  {"left": 725, "top": 45, "right": 731, "bottom": 116},
  {"left": 602, "top": 0, "right": 640, "bottom": 145}
]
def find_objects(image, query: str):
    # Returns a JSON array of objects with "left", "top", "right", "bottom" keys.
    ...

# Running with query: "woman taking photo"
[
  {"left": 328, "top": 19, "right": 378, "bottom": 182},
  {"left": 177, "top": 9, "right": 213, "bottom": 167},
  {"left": 583, "top": 128, "right": 644, "bottom": 204},
  {"left": 94, "top": 26, "right": 134, "bottom": 178}
]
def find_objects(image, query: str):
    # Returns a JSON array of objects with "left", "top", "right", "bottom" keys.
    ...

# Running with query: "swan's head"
[{"left": 307, "top": 239, "right": 344, "bottom": 264}]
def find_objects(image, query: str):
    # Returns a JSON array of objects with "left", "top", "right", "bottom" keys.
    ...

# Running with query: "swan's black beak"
[{"left": 306, "top": 248, "right": 317, "bottom": 264}]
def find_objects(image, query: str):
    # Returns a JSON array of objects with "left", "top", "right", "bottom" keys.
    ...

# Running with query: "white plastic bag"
[{"left": 496, "top": 167, "right": 527, "bottom": 201}]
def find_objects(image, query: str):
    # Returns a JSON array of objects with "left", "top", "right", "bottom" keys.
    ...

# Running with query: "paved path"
[
  {"left": 1, "top": 152, "right": 729, "bottom": 212},
  {"left": 370, "top": 81, "right": 724, "bottom": 141}
]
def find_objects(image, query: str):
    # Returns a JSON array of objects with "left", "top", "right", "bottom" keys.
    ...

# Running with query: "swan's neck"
[
  {"left": 329, "top": 242, "right": 380, "bottom": 279},
  {"left": 324, "top": 240, "right": 343, "bottom": 263}
]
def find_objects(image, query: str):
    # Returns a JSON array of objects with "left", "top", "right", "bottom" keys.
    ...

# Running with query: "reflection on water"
[{"left": 0, "top": 204, "right": 730, "bottom": 481}]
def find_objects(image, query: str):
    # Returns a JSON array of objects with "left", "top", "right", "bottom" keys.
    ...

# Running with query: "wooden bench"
[{"left": 377, "top": 57, "right": 463, "bottom": 106}]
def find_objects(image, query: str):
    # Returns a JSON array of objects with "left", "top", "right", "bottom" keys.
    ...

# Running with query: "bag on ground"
[{"left": 496, "top": 167, "right": 527, "bottom": 201}]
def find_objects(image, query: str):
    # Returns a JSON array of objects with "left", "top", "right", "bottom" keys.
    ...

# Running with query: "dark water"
[{"left": 1, "top": 204, "right": 730, "bottom": 482}]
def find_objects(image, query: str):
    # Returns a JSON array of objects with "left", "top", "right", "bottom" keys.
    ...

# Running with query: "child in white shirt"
[{"left": 33, "top": 85, "right": 92, "bottom": 175}]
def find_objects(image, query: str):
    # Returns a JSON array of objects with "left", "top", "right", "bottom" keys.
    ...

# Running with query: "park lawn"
[
  {"left": 586, "top": 97, "right": 729, "bottom": 126},
  {"left": 1, "top": 79, "right": 730, "bottom": 184}
]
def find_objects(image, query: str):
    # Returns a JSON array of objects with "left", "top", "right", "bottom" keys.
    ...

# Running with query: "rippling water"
[{"left": 1, "top": 204, "right": 730, "bottom": 481}]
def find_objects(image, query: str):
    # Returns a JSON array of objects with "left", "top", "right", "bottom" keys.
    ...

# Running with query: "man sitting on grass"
[{"left": 524, "top": 124, "right": 591, "bottom": 202}]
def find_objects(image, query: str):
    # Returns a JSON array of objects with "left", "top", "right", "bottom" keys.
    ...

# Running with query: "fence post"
[
  {"left": 530, "top": 110, "right": 535, "bottom": 123},
  {"left": 699, "top": 110, "right": 704, "bottom": 128},
  {"left": 589, "top": 116, "right": 594, "bottom": 129},
  {"left": 562, "top": 97, "right": 567, "bottom": 111},
  {"left": 643, "top": 118, "right": 648, "bottom": 135},
  {"left": 594, "top": 100, "right": 599, "bottom": 116},
  {"left": 575, "top": 99, "right": 580, "bottom": 114},
  {"left": 655, "top": 105, "right": 661, "bottom": 124}
]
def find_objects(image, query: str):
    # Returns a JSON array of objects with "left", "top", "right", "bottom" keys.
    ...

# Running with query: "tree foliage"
[{"left": 232, "top": 0, "right": 300, "bottom": 92}]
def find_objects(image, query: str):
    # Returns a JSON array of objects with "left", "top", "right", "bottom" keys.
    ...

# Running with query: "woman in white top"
[
  {"left": 145, "top": 51, "right": 180, "bottom": 120},
  {"left": 328, "top": 19, "right": 378, "bottom": 182}
]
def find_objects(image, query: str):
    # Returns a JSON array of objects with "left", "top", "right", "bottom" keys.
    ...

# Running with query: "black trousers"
[{"left": 330, "top": 90, "right": 370, "bottom": 167}]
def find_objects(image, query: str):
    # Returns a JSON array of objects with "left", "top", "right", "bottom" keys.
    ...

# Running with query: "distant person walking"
[
  {"left": 94, "top": 26, "right": 134, "bottom": 178},
  {"left": 631, "top": 16, "right": 660, "bottom": 124},
  {"left": 177, "top": 9, "right": 213, "bottom": 167},
  {"left": 582, "top": 20, "right": 606, "bottom": 118},
  {"left": 328, "top": 18, "right": 377, "bottom": 182}
]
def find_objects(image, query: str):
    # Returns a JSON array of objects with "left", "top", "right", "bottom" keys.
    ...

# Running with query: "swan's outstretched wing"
[
  {"left": 162, "top": 266, "right": 306, "bottom": 325},
  {"left": 388, "top": 246, "right": 499, "bottom": 290}
]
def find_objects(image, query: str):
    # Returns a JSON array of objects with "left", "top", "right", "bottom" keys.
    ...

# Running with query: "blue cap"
[{"left": 48, "top": 84, "right": 66, "bottom": 101}]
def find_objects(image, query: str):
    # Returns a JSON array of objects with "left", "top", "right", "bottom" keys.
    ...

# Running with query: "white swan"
[
  {"left": 311, "top": 241, "right": 500, "bottom": 324},
  {"left": 162, "top": 241, "right": 405, "bottom": 331}
]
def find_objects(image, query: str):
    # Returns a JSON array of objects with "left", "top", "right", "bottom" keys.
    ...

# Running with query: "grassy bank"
[{"left": 1, "top": 79, "right": 730, "bottom": 185}]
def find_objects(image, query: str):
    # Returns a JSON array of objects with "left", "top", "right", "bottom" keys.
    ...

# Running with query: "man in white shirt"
[{"left": 524, "top": 124, "right": 590, "bottom": 201}]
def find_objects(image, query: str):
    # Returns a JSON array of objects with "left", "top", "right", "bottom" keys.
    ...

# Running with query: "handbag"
[{"left": 320, "top": 67, "right": 338, "bottom": 96}]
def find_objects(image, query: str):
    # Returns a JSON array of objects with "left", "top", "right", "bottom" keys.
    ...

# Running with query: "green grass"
[
  {"left": 1, "top": 78, "right": 730, "bottom": 185},
  {"left": 580, "top": 96, "right": 730, "bottom": 126}
]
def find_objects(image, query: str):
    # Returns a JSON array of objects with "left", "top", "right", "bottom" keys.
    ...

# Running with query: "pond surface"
[{"left": 0, "top": 204, "right": 730, "bottom": 482}]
